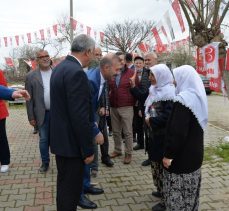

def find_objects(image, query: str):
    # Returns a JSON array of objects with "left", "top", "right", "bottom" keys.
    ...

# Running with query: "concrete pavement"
[{"left": 0, "top": 94, "right": 229, "bottom": 211}]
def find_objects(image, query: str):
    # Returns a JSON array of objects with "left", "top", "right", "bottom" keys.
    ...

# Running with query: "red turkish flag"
[
  {"left": 53, "top": 24, "right": 58, "bottom": 36},
  {"left": 86, "top": 26, "right": 91, "bottom": 36},
  {"left": 15, "top": 35, "right": 20, "bottom": 46},
  {"left": 40, "top": 29, "right": 45, "bottom": 40},
  {"left": 4, "top": 37, "right": 8, "bottom": 47},
  {"left": 138, "top": 42, "right": 148, "bottom": 53},
  {"left": 5, "top": 57, "right": 14, "bottom": 67},
  {"left": 27, "top": 33, "right": 31, "bottom": 43},
  {"left": 226, "top": 49, "right": 229, "bottom": 71},
  {"left": 100, "top": 32, "right": 105, "bottom": 42},
  {"left": 151, "top": 27, "right": 165, "bottom": 53},
  {"left": 172, "top": 0, "right": 185, "bottom": 33}
]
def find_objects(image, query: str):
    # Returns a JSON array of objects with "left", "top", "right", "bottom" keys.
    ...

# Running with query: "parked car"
[
  {"left": 200, "top": 75, "right": 212, "bottom": 95},
  {"left": 8, "top": 84, "right": 26, "bottom": 105}
]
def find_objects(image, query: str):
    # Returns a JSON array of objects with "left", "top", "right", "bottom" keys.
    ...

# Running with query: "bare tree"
[
  {"left": 178, "top": 0, "right": 229, "bottom": 95},
  {"left": 158, "top": 46, "right": 195, "bottom": 68},
  {"left": 102, "top": 19, "right": 155, "bottom": 53},
  {"left": 56, "top": 14, "right": 78, "bottom": 45}
]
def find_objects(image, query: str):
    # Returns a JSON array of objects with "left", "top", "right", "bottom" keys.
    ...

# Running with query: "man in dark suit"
[
  {"left": 78, "top": 54, "right": 121, "bottom": 209},
  {"left": 0, "top": 85, "right": 30, "bottom": 101},
  {"left": 25, "top": 49, "right": 52, "bottom": 173},
  {"left": 50, "top": 34, "right": 102, "bottom": 211}
]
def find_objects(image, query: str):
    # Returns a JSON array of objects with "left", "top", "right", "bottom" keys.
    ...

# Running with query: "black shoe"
[
  {"left": 133, "top": 144, "right": 144, "bottom": 150},
  {"left": 33, "top": 129, "right": 38, "bottom": 134},
  {"left": 152, "top": 191, "right": 162, "bottom": 198},
  {"left": 78, "top": 195, "right": 97, "bottom": 209},
  {"left": 102, "top": 159, "right": 114, "bottom": 167},
  {"left": 152, "top": 202, "right": 166, "bottom": 211},
  {"left": 84, "top": 186, "right": 104, "bottom": 195},
  {"left": 141, "top": 159, "right": 151, "bottom": 166},
  {"left": 39, "top": 163, "right": 49, "bottom": 173}
]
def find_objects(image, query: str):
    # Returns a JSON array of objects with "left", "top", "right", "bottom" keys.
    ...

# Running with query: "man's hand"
[
  {"left": 84, "top": 154, "right": 94, "bottom": 164},
  {"left": 95, "top": 132, "right": 104, "bottom": 145},
  {"left": 99, "top": 107, "right": 105, "bottom": 116},
  {"left": 145, "top": 117, "right": 150, "bottom": 127},
  {"left": 12, "top": 90, "right": 30, "bottom": 101},
  {"left": 129, "top": 70, "right": 137, "bottom": 88},
  {"left": 29, "top": 120, "right": 36, "bottom": 127},
  {"left": 138, "top": 110, "right": 142, "bottom": 117},
  {"left": 163, "top": 157, "right": 173, "bottom": 169}
]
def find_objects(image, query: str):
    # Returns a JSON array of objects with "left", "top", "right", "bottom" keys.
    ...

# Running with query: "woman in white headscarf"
[
  {"left": 162, "top": 65, "right": 208, "bottom": 211},
  {"left": 145, "top": 64, "right": 175, "bottom": 211}
]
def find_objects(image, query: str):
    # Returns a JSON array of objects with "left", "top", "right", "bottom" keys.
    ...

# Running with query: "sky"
[{"left": 0, "top": 0, "right": 228, "bottom": 65}]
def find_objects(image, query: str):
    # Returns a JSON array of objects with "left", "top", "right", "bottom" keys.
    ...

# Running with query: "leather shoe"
[
  {"left": 152, "top": 202, "right": 166, "bottom": 211},
  {"left": 78, "top": 195, "right": 97, "bottom": 209},
  {"left": 110, "top": 151, "right": 122, "bottom": 158},
  {"left": 133, "top": 144, "right": 144, "bottom": 150},
  {"left": 141, "top": 159, "right": 151, "bottom": 166},
  {"left": 39, "top": 163, "right": 49, "bottom": 173},
  {"left": 152, "top": 191, "right": 162, "bottom": 198},
  {"left": 84, "top": 186, "right": 104, "bottom": 195},
  {"left": 102, "top": 159, "right": 114, "bottom": 167}
]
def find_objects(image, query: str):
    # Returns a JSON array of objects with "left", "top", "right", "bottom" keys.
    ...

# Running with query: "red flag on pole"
[
  {"left": 40, "top": 29, "right": 45, "bottom": 40},
  {"left": 138, "top": 42, "right": 148, "bottom": 53},
  {"left": 4, "top": 37, "right": 8, "bottom": 47},
  {"left": 172, "top": 0, "right": 185, "bottom": 33},
  {"left": 53, "top": 24, "right": 58, "bottom": 36},
  {"left": 5, "top": 57, "right": 14, "bottom": 67},
  {"left": 27, "top": 33, "right": 31, "bottom": 43},
  {"left": 15, "top": 35, "right": 20, "bottom": 46}
]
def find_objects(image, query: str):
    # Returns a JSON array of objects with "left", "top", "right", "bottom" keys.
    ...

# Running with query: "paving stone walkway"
[{"left": 0, "top": 94, "right": 229, "bottom": 211}]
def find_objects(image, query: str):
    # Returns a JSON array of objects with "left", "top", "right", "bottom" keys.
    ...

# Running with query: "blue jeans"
[{"left": 38, "top": 111, "right": 50, "bottom": 164}]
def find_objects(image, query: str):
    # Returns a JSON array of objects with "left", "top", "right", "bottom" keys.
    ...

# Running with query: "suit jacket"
[
  {"left": 25, "top": 69, "right": 47, "bottom": 127},
  {"left": 50, "top": 55, "right": 94, "bottom": 159},
  {"left": 0, "top": 85, "right": 14, "bottom": 101}
]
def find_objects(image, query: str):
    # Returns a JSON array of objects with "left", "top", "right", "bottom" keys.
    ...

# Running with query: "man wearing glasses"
[{"left": 25, "top": 49, "right": 52, "bottom": 173}]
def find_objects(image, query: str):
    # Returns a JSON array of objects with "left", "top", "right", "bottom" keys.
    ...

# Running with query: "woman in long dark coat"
[{"left": 163, "top": 65, "right": 208, "bottom": 211}]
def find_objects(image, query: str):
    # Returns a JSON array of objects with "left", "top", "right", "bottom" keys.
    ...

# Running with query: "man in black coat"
[{"left": 50, "top": 34, "right": 101, "bottom": 211}]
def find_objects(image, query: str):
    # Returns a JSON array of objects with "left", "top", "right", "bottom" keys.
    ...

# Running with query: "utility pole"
[{"left": 70, "top": 0, "right": 74, "bottom": 44}]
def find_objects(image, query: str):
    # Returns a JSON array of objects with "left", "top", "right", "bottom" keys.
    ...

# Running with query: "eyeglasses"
[{"left": 37, "top": 55, "right": 50, "bottom": 59}]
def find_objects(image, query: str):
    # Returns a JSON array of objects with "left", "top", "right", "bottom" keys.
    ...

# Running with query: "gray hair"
[{"left": 71, "top": 34, "right": 95, "bottom": 53}]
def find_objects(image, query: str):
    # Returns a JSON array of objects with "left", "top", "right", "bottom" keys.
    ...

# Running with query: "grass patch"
[{"left": 204, "top": 142, "right": 229, "bottom": 162}]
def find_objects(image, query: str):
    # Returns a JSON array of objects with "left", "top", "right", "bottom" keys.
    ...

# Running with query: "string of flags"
[{"left": 0, "top": 18, "right": 105, "bottom": 48}]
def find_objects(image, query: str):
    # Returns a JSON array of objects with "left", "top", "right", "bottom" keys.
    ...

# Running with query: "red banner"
[
  {"left": 40, "top": 29, "right": 45, "bottom": 40},
  {"left": 100, "top": 32, "right": 105, "bottom": 42},
  {"left": 196, "top": 48, "right": 206, "bottom": 76},
  {"left": 53, "top": 24, "right": 58, "bottom": 36},
  {"left": 151, "top": 27, "right": 165, "bottom": 53},
  {"left": 27, "top": 33, "right": 31, "bottom": 43},
  {"left": 226, "top": 49, "right": 229, "bottom": 71},
  {"left": 86, "top": 26, "right": 91, "bottom": 36},
  {"left": 9, "top": 37, "right": 12, "bottom": 46},
  {"left": 172, "top": 0, "right": 185, "bottom": 33},
  {"left": 4, "top": 37, "right": 8, "bottom": 47},
  {"left": 15, "top": 35, "right": 19, "bottom": 46},
  {"left": 5, "top": 57, "right": 14, "bottom": 67},
  {"left": 138, "top": 42, "right": 148, "bottom": 53},
  {"left": 71, "top": 18, "right": 77, "bottom": 31}
]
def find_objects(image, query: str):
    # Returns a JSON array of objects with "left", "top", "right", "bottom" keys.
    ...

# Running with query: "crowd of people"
[{"left": 0, "top": 34, "right": 208, "bottom": 211}]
